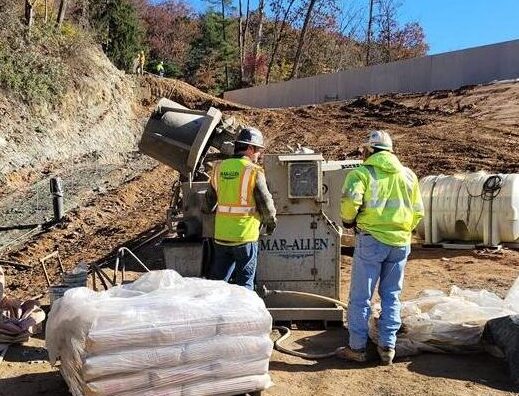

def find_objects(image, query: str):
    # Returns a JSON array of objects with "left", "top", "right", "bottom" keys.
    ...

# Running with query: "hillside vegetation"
[{"left": 2, "top": 0, "right": 429, "bottom": 97}]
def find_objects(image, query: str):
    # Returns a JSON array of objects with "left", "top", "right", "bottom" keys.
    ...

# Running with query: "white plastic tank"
[{"left": 417, "top": 172, "right": 519, "bottom": 246}]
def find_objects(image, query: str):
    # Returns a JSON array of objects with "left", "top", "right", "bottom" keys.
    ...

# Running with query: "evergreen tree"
[
  {"left": 186, "top": 11, "right": 237, "bottom": 94},
  {"left": 90, "top": 0, "right": 143, "bottom": 71}
]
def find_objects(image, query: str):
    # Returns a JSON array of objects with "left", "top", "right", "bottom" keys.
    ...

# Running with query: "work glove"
[{"left": 265, "top": 219, "right": 277, "bottom": 236}]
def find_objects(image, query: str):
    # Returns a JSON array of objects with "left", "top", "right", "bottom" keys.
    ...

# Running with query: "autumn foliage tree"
[
  {"left": 139, "top": 0, "right": 200, "bottom": 76},
  {"left": 372, "top": 0, "right": 428, "bottom": 63},
  {"left": 60, "top": 0, "right": 428, "bottom": 94}
]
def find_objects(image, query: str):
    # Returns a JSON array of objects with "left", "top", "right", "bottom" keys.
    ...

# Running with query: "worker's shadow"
[
  {"left": 269, "top": 356, "right": 380, "bottom": 372},
  {"left": 405, "top": 353, "right": 519, "bottom": 392}
]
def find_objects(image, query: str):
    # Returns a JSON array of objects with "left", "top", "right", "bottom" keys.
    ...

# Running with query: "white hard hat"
[
  {"left": 235, "top": 127, "right": 265, "bottom": 148},
  {"left": 366, "top": 130, "right": 393, "bottom": 152}
]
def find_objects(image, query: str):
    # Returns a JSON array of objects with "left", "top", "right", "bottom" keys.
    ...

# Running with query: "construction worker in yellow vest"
[
  {"left": 205, "top": 127, "right": 277, "bottom": 290},
  {"left": 137, "top": 51, "right": 145, "bottom": 76},
  {"left": 337, "top": 130, "right": 424, "bottom": 365}
]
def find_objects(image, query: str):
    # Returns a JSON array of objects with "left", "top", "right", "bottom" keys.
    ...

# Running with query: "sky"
[
  {"left": 181, "top": 0, "right": 519, "bottom": 55},
  {"left": 398, "top": 0, "right": 519, "bottom": 54}
]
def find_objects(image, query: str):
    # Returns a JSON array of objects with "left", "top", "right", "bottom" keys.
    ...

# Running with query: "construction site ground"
[{"left": 1, "top": 78, "right": 519, "bottom": 395}]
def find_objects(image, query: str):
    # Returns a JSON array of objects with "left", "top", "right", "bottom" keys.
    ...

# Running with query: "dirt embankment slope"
[{"left": 0, "top": 48, "right": 245, "bottom": 197}]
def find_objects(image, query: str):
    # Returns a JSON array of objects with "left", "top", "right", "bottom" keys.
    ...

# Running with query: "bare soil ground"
[{"left": 1, "top": 79, "right": 519, "bottom": 395}]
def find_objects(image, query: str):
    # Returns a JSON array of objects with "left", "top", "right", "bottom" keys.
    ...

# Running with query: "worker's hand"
[{"left": 265, "top": 219, "right": 277, "bottom": 235}]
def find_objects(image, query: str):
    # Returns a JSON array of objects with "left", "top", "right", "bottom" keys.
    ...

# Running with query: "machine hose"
[
  {"left": 272, "top": 326, "right": 337, "bottom": 359},
  {"left": 263, "top": 289, "right": 348, "bottom": 310},
  {"left": 266, "top": 289, "right": 348, "bottom": 359}
]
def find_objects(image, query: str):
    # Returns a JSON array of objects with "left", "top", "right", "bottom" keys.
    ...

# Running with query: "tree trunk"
[
  {"left": 238, "top": 0, "right": 244, "bottom": 84},
  {"left": 250, "top": 0, "right": 265, "bottom": 84},
  {"left": 80, "top": 0, "right": 89, "bottom": 28},
  {"left": 289, "top": 0, "right": 317, "bottom": 80},
  {"left": 56, "top": 0, "right": 68, "bottom": 29},
  {"left": 25, "top": 0, "right": 35, "bottom": 30},
  {"left": 220, "top": 0, "right": 229, "bottom": 89},
  {"left": 365, "top": 0, "right": 374, "bottom": 66},
  {"left": 242, "top": 0, "right": 251, "bottom": 81},
  {"left": 379, "top": 0, "right": 396, "bottom": 63},
  {"left": 266, "top": 0, "right": 296, "bottom": 84}
]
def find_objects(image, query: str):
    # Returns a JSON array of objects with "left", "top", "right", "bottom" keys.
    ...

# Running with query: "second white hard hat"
[{"left": 367, "top": 130, "right": 393, "bottom": 152}]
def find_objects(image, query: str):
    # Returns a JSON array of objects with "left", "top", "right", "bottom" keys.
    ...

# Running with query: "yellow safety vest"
[{"left": 211, "top": 157, "right": 261, "bottom": 244}]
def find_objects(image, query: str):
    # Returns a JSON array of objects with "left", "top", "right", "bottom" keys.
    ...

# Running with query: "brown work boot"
[
  {"left": 335, "top": 346, "right": 367, "bottom": 363},
  {"left": 377, "top": 346, "right": 395, "bottom": 365}
]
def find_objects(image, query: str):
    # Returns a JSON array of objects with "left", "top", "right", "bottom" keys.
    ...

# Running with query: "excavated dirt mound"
[
  {"left": 230, "top": 81, "right": 519, "bottom": 177},
  {"left": 138, "top": 76, "right": 248, "bottom": 113},
  {"left": 1, "top": 78, "right": 519, "bottom": 395}
]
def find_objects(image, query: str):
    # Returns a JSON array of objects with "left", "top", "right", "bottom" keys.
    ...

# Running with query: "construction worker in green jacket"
[
  {"left": 337, "top": 130, "right": 424, "bottom": 365},
  {"left": 156, "top": 61, "right": 164, "bottom": 77},
  {"left": 205, "top": 127, "right": 277, "bottom": 290}
]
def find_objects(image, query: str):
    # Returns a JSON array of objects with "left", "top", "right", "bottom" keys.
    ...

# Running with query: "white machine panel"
[{"left": 256, "top": 213, "right": 341, "bottom": 298}]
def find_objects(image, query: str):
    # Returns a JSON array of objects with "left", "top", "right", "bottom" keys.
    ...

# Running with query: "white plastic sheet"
[
  {"left": 369, "top": 275, "right": 519, "bottom": 356},
  {"left": 46, "top": 270, "right": 273, "bottom": 396}
]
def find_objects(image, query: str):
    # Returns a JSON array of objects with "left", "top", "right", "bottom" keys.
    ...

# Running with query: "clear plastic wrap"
[
  {"left": 46, "top": 270, "right": 273, "bottom": 396},
  {"left": 369, "top": 275, "right": 519, "bottom": 356},
  {"left": 505, "top": 275, "right": 519, "bottom": 307}
]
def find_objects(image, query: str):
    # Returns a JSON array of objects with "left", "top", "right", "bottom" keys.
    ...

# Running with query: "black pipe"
[{"left": 50, "top": 177, "right": 64, "bottom": 222}]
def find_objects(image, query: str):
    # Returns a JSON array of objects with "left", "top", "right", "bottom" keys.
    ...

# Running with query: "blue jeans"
[
  {"left": 211, "top": 242, "right": 258, "bottom": 290},
  {"left": 348, "top": 232, "right": 410, "bottom": 349}
]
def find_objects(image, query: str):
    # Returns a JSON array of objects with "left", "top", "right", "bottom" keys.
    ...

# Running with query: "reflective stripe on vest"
[
  {"left": 364, "top": 165, "right": 413, "bottom": 210},
  {"left": 240, "top": 166, "right": 254, "bottom": 205},
  {"left": 217, "top": 205, "right": 257, "bottom": 214},
  {"left": 211, "top": 162, "right": 220, "bottom": 191}
]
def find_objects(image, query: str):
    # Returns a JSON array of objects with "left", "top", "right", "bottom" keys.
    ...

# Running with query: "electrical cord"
[
  {"left": 465, "top": 174, "right": 503, "bottom": 201},
  {"left": 462, "top": 174, "right": 503, "bottom": 232},
  {"left": 481, "top": 175, "right": 503, "bottom": 201}
]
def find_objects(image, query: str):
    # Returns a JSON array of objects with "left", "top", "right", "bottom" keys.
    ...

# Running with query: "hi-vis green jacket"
[{"left": 341, "top": 151, "right": 424, "bottom": 247}]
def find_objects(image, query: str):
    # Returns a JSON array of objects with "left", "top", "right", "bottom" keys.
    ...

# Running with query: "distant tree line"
[{"left": 20, "top": 0, "right": 429, "bottom": 95}]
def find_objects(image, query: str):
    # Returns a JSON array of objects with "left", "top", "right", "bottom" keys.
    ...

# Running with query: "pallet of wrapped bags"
[{"left": 46, "top": 270, "right": 274, "bottom": 396}]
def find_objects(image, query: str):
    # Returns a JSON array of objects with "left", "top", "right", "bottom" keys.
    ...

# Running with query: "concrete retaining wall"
[{"left": 224, "top": 39, "right": 519, "bottom": 108}]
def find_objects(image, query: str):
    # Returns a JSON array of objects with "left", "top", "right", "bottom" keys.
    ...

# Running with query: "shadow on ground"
[
  {"left": 270, "top": 327, "right": 519, "bottom": 392},
  {"left": 0, "top": 372, "right": 69, "bottom": 396},
  {"left": 406, "top": 353, "right": 519, "bottom": 393},
  {"left": 4, "top": 344, "right": 48, "bottom": 363}
]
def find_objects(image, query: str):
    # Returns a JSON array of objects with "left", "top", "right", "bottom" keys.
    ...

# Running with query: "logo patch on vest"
[{"left": 220, "top": 171, "right": 240, "bottom": 180}]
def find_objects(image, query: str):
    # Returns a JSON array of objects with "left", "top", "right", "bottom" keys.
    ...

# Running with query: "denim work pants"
[
  {"left": 348, "top": 232, "right": 410, "bottom": 349},
  {"left": 211, "top": 241, "right": 258, "bottom": 290}
]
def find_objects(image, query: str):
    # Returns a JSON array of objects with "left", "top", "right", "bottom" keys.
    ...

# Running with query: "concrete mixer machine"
[{"left": 139, "top": 98, "right": 361, "bottom": 322}]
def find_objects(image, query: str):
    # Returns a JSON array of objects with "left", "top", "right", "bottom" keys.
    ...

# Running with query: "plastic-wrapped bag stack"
[
  {"left": 369, "top": 275, "right": 519, "bottom": 356},
  {"left": 46, "top": 270, "right": 273, "bottom": 396}
]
